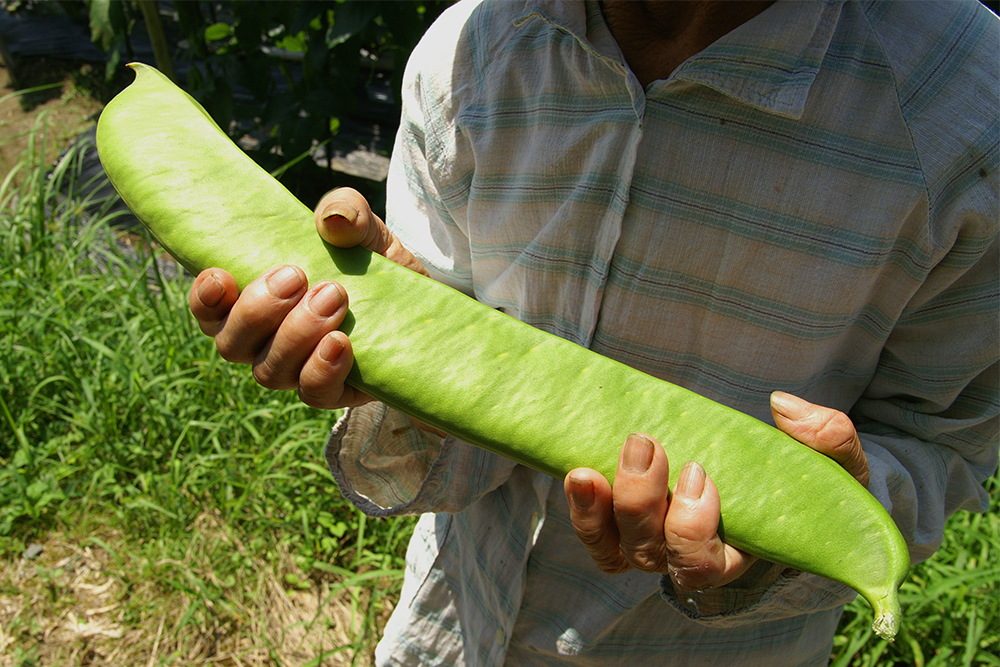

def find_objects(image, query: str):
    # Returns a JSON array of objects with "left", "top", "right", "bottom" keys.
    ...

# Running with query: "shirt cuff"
[
  {"left": 325, "top": 401, "right": 519, "bottom": 517},
  {"left": 325, "top": 402, "right": 445, "bottom": 516}
]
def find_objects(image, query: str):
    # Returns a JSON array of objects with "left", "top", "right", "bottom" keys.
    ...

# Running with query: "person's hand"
[
  {"left": 563, "top": 391, "right": 869, "bottom": 590},
  {"left": 188, "top": 187, "right": 427, "bottom": 410}
]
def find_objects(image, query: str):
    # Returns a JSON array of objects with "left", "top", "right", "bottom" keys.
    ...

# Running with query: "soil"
[{"left": 0, "top": 57, "right": 109, "bottom": 183}]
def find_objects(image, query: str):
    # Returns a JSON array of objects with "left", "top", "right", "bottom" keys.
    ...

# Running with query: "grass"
[
  {"left": 832, "top": 477, "right": 999, "bottom": 667},
  {"left": 0, "top": 119, "right": 996, "bottom": 666},
  {"left": 0, "top": 120, "right": 413, "bottom": 665}
]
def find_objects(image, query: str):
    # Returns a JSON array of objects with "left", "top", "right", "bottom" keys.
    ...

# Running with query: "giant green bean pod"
[{"left": 96, "top": 64, "right": 909, "bottom": 639}]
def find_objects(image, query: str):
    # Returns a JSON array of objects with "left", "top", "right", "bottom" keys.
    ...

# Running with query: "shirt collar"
[{"left": 512, "top": 0, "right": 846, "bottom": 120}]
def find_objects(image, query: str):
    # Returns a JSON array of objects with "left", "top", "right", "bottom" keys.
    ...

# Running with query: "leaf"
[
  {"left": 907, "top": 636, "right": 925, "bottom": 667},
  {"left": 204, "top": 22, "right": 234, "bottom": 43},
  {"left": 275, "top": 32, "right": 307, "bottom": 53},
  {"left": 89, "top": 0, "right": 115, "bottom": 50},
  {"left": 89, "top": 0, "right": 127, "bottom": 52},
  {"left": 11, "top": 447, "right": 30, "bottom": 468},
  {"left": 125, "top": 498, "right": 179, "bottom": 520},
  {"left": 104, "top": 48, "right": 121, "bottom": 82},
  {"left": 25, "top": 479, "right": 49, "bottom": 502},
  {"left": 317, "top": 513, "right": 349, "bottom": 538},
  {"left": 830, "top": 625, "right": 870, "bottom": 667},
  {"left": 325, "top": 2, "right": 377, "bottom": 49}
]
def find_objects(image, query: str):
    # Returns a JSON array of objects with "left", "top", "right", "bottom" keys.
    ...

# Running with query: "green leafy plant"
[
  {"left": 831, "top": 474, "right": 999, "bottom": 666},
  {"left": 78, "top": 0, "right": 448, "bottom": 204},
  {"left": 0, "top": 117, "right": 412, "bottom": 665}
]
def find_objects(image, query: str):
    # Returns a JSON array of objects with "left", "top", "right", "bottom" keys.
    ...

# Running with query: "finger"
[
  {"left": 564, "top": 468, "right": 629, "bottom": 574},
  {"left": 770, "top": 391, "right": 869, "bottom": 488},
  {"left": 189, "top": 269, "right": 239, "bottom": 336},
  {"left": 664, "top": 461, "right": 755, "bottom": 590},
  {"left": 297, "top": 331, "right": 373, "bottom": 410},
  {"left": 611, "top": 434, "right": 671, "bottom": 573},
  {"left": 252, "top": 281, "right": 348, "bottom": 391},
  {"left": 213, "top": 265, "right": 306, "bottom": 365},
  {"left": 315, "top": 187, "right": 390, "bottom": 250},
  {"left": 315, "top": 187, "right": 428, "bottom": 276}
]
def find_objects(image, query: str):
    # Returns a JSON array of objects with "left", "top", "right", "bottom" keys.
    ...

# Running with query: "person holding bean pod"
[{"left": 190, "top": 0, "right": 998, "bottom": 665}]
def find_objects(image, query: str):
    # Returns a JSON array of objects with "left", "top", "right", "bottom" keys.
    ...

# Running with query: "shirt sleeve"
[
  {"left": 325, "top": 403, "right": 519, "bottom": 516},
  {"left": 847, "top": 0, "right": 1000, "bottom": 562},
  {"left": 660, "top": 133, "right": 999, "bottom": 628},
  {"left": 378, "top": 2, "right": 478, "bottom": 297},
  {"left": 852, "top": 216, "right": 999, "bottom": 564},
  {"left": 663, "top": 0, "right": 999, "bottom": 625}
]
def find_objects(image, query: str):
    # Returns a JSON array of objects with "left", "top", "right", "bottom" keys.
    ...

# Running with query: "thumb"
[
  {"left": 314, "top": 187, "right": 428, "bottom": 276},
  {"left": 770, "top": 391, "right": 869, "bottom": 488}
]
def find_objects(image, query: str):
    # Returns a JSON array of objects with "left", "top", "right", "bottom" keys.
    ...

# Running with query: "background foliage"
[
  {"left": 0, "top": 126, "right": 414, "bottom": 664},
  {"left": 82, "top": 0, "right": 448, "bottom": 206}
]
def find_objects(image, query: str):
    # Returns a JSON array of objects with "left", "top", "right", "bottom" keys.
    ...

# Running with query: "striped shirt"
[{"left": 325, "top": 1, "right": 999, "bottom": 665}]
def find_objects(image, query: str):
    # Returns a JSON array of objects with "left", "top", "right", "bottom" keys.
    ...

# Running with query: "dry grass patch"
[
  {"left": 0, "top": 514, "right": 396, "bottom": 667},
  {"left": 0, "top": 61, "right": 105, "bottom": 186}
]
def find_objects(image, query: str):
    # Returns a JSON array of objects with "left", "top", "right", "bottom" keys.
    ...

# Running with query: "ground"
[{"left": 0, "top": 58, "right": 106, "bottom": 183}]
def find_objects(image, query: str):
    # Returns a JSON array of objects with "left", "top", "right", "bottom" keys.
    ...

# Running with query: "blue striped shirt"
[{"left": 326, "top": 1, "right": 999, "bottom": 664}]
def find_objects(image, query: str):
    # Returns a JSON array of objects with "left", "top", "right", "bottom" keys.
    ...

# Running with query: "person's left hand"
[{"left": 563, "top": 391, "right": 869, "bottom": 590}]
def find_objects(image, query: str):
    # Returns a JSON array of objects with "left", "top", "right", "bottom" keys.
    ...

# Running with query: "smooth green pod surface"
[{"left": 96, "top": 64, "right": 909, "bottom": 639}]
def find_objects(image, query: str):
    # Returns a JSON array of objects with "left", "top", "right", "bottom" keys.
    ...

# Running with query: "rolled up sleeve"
[{"left": 326, "top": 402, "right": 519, "bottom": 517}]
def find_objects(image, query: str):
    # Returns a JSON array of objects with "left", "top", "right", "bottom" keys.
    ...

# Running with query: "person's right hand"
[{"left": 188, "top": 187, "right": 428, "bottom": 410}]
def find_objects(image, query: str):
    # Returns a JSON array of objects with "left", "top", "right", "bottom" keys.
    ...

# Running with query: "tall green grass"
[
  {"left": 833, "top": 474, "right": 998, "bottom": 666},
  {"left": 0, "top": 124, "right": 413, "bottom": 665},
  {"left": 0, "top": 123, "right": 996, "bottom": 666}
]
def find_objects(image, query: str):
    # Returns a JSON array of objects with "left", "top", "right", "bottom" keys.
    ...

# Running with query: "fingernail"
[
  {"left": 675, "top": 461, "right": 706, "bottom": 498},
  {"left": 770, "top": 391, "right": 808, "bottom": 419},
  {"left": 622, "top": 434, "right": 654, "bottom": 473},
  {"left": 308, "top": 282, "right": 345, "bottom": 317},
  {"left": 321, "top": 201, "right": 359, "bottom": 224},
  {"left": 568, "top": 476, "right": 594, "bottom": 509},
  {"left": 318, "top": 333, "right": 345, "bottom": 363},
  {"left": 197, "top": 273, "right": 224, "bottom": 307},
  {"left": 266, "top": 265, "right": 304, "bottom": 299}
]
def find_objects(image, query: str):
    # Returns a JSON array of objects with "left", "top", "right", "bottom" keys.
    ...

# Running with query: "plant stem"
[{"left": 137, "top": 0, "right": 178, "bottom": 84}]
